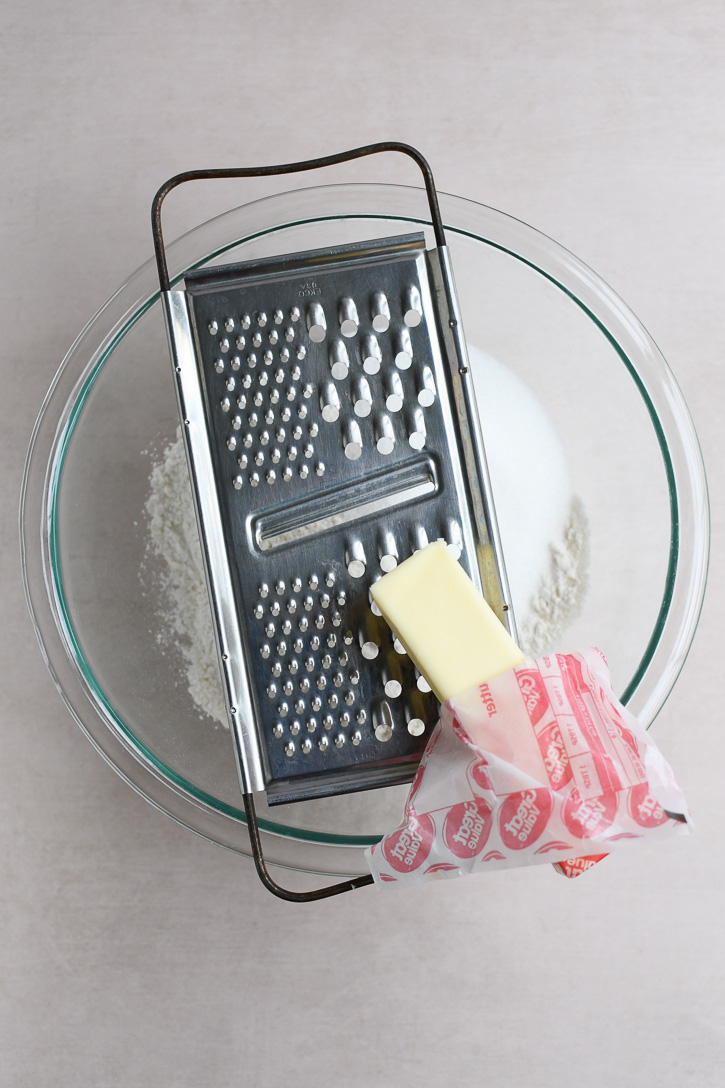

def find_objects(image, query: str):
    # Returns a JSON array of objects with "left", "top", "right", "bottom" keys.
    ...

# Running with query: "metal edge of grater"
[{"left": 151, "top": 143, "right": 517, "bottom": 901}]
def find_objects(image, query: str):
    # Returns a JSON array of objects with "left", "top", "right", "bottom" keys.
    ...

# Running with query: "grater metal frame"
[{"left": 152, "top": 143, "right": 515, "bottom": 901}]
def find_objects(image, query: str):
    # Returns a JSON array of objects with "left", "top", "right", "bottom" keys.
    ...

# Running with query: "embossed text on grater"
[{"left": 172, "top": 233, "right": 504, "bottom": 804}]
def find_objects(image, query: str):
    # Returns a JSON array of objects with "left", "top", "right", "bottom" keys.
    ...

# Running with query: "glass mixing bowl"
[{"left": 21, "top": 183, "right": 709, "bottom": 877}]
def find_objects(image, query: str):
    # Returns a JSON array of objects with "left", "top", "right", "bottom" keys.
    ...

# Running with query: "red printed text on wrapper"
[
  {"left": 499, "top": 788, "right": 554, "bottom": 850},
  {"left": 443, "top": 799, "right": 493, "bottom": 859},
  {"left": 627, "top": 783, "right": 670, "bottom": 828},
  {"left": 562, "top": 788, "right": 617, "bottom": 839},
  {"left": 516, "top": 668, "right": 549, "bottom": 728},
  {"left": 381, "top": 812, "right": 436, "bottom": 873}
]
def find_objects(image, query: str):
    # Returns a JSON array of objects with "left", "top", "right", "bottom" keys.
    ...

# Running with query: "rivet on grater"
[
  {"left": 335, "top": 733, "right": 345, "bottom": 748},
  {"left": 224, "top": 317, "right": 235, "bottom": 333},
  {"left": 231, "top": 356, "right": 241, "bottom": 371},
  {"left": 296, "top": 345, "right": 306, "bottom": 360},
  {"left": 208, "top": 320, "right": 218, "bottom": 335},
  {"left": 247, "top": 352, "right": 257, "bottom": 369},
  {"left": 278, "top": 701, "right": 289, "bottom": 717},
  {"left": 328, "top": 693, "right": 339, "bottom": 709},
  {"left": 252, "top": 332, "right": 262, "bottom": 348},
  {"left": 220, "top": 397, "right": 231, "bottom": 412},
  {"left": 227, "top": 436, "right": 237, "bottom": 451},
  {"left": 268, "top": 329, "right": 279, "bottom": 346},
  {"left": 284, "top": 741, "right": 295, "bottom": 757},
  {"left": 290, "top": 306, "right": 300, "bottom": 323},
  {"left": 282, "top": 619, "right": 292, "bottom": 635},
  {"left": 236, "top": 335, "right": 246, "bottom": 350},
  {"left": 220, "top": 338, "right": 230, "bottom": 353},
  {"left": 233, "top": 475, "right": 243, "bottom": 490},
  {"left": 284, "top": 325, "right": 295, "bottom": 342},
  {"left": 352, "top": 731, "right": 362, "bottom": 746},
  {"left": 273, "top": 309, "right": 284, "bottom": 325},
  {"left": 215, "top": 358, "right": 225, "bottom": 373},
  {"left": 408, "top": 718, "right": 425, "bottom": 737},
  {"left": 301, "top": 738, "right": 312, "bottom": 755},
  {"left": 283, "top": 680, "right": 293, "bottom": 696},
  {"left": 265, "top": 620, "right": 275, "bottom": 638},
  {"left": 272, "top": 662, "right": 282, "bottom": 678},
  {"left": 280, "top": 347, "right": 290, "bottom": 364},
  {"left": 257, "top": 311, "right": 268, "bottom": 328},
  {"left": 311, "top": 695, "right": 322, "bottom": 712},
  {"left": 273, "top": 722, "right": 283, "bottom": 739},
  {"left": 241, "top": 313, "right": 251, "bottom": 329},
  {"left": 289, "top": 720, "right": 300, "bottom": 736}
]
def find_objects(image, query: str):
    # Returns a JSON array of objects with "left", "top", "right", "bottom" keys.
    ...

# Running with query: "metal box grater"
[{"left": 152, "top": 144, "right": 516, "bottom": 897}]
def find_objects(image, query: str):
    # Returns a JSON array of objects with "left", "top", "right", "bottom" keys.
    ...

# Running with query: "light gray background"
[{"left": 3, "top": 2, "right": 723, "bottom": 1084}]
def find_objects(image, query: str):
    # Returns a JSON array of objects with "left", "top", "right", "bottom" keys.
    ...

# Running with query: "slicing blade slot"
[{"left": 254, "top": 458, "right": 438, "bottom": 552}]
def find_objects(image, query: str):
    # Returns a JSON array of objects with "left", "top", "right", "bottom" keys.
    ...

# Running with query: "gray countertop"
[{"left": 2, "top": 2, "right": 723, "bottom": 1084}]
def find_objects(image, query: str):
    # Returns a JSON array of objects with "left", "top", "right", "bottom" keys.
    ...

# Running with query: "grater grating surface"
[{"left": 164, "top": 228, "right": 514, "bottom": 805}]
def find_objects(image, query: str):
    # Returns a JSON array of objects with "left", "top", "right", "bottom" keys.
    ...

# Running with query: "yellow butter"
[{"left": 370, "top": 541, "right": 525, "bottom": 702}]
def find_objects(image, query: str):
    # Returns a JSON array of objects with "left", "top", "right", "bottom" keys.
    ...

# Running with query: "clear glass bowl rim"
[{"left": 20, "top": 181, "right": 710, "bottom": 873}]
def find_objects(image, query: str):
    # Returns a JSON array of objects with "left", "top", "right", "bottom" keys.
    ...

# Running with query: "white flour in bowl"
[{"left": 144, "top": 347, "right": 588, "bottom": 727}]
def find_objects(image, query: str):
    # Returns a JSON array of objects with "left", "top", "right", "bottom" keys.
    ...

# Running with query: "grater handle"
[
  {"left": 242, "top": 793, "right": 374, "bottom": 902},
  {"left": 151, "top": 141, "right": 446, "bottom": 292}
]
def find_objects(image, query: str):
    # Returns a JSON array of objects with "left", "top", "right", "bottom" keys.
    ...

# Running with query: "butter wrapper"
[{"left": 366, "top": 648, "right": 691, "bottom": 888}]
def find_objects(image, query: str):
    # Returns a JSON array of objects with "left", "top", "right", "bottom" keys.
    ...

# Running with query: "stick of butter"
[{"left": 370, "top": 541, "right": 525, "bottom": 703}]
